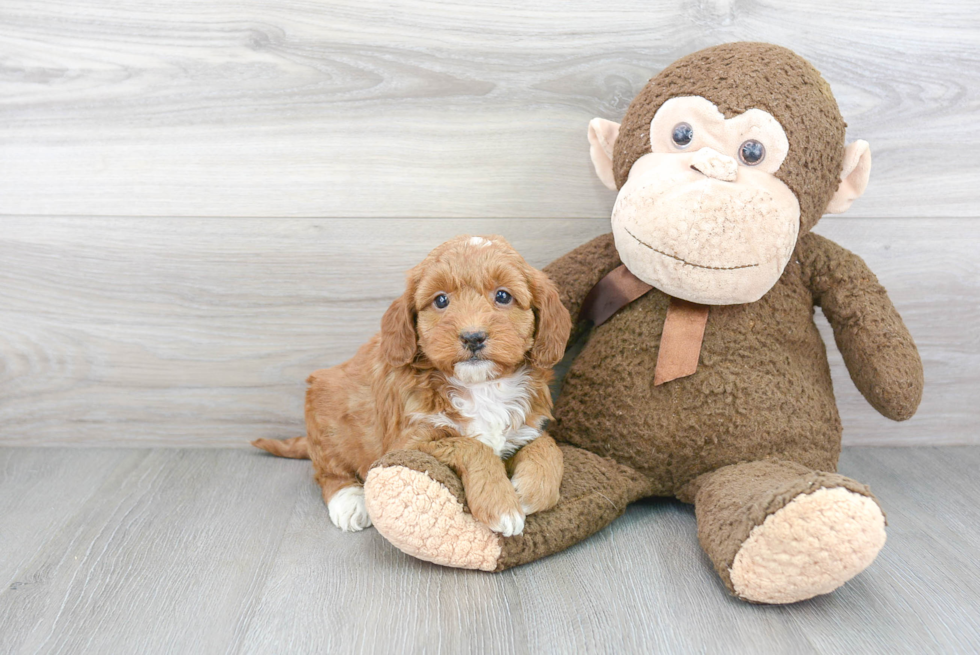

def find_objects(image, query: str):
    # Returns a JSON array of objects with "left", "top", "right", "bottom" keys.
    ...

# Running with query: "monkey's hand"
[
  {"left": 800, "top": 232, "right": 924, "bottom": 421},
  {"left": 543, "top": 232, "right": 623, "bottom": 345}
]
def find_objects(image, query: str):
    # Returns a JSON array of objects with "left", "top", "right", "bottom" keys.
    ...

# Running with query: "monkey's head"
[{"left": 589, "top": 42, "right": 872, "bottom": 305}]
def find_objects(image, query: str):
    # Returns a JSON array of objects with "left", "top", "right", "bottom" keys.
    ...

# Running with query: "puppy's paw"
[
  {"left": 490, "top": 508, "right": 526, "bottom": 537},
  {"left": 327, "top": 485, "right": 372, "bottom": 532},
  {"left": 468, "top": 487, "right": 526, "bottom": 537},
  {"left": 511, "top": 471, "right": 561, "bottom": 516}
]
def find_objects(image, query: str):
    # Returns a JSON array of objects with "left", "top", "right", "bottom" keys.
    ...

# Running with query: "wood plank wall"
[{"left": 1, "top": 0, "right": 977, "bottom": 446}]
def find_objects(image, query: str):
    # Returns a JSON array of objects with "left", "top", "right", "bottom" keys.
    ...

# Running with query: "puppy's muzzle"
[{"left": 460, "top": 330, "right": 488, "bottom": 353}]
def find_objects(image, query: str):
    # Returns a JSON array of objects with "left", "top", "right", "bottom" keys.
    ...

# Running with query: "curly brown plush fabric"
[
  {"left": 496, "top": 443, "right": 653, "bottom": 570},
  {"left": 800, "top": 234, "right": 924, "bottom": 419},
  {"left": 547, "top": 231, "right": 922, "bottom": 496}
]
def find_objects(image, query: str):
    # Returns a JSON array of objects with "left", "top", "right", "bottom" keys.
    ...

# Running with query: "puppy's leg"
[
  {"left": 318, "top": 473, "right": 372, "bottom": 533},
  {"left": 507, "top": 433, "right": 563, "bottom": 515},
  {"left": 308, "top": 417, "right": 371, "bottom": 533},
  {"left": 305, "top": 367, "right": 374, "bottom": 533},
  {"left": 414, "top": 438, "right": 525, "bottom": 537}
]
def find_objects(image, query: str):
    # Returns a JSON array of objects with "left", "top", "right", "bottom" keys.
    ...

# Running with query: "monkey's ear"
[
  {"left": 588, "top": 118, "right": 621, "bottom": 191},
  {"left": 826, "top": 140, "right": 872, "bottom": 214}
]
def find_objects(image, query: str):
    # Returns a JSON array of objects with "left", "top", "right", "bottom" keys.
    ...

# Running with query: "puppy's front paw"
[
  {"left": 490, "top": 508, "right": 526, "bottom": 537},
  {"left": 327, "top": 486, "right": 372, "bottom": 532},
  {"left": 512, "top": 470, "right": 561, "bottom": 516},
  {"left": 468, "top": 487, "right": 526, "bottom": 537}
]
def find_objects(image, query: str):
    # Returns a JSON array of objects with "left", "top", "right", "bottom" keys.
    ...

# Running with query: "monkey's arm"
[
  {"left": 799, "top": 232, "right": 923, "bottom": 421},
  {"left": 542, "top": 232, "right": 622, "bottom": 344}
]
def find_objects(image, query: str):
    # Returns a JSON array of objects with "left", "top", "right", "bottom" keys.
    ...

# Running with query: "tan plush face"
[
  {"left": 587, "top": 43, "right": 872, "bottom": 307},
  {"left": 610, "top": 97, "right": 800, "bottom": 305}
]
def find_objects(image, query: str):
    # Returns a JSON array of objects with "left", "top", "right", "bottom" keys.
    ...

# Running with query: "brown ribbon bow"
[{"left": 579, "top": 265, "right": 709, "bottom": 385}]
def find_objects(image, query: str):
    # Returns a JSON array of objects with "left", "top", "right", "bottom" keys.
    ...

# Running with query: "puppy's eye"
[
  {"left": 494, "top": 290, "right": 512, "bottom": 305},
  {"left": 433, "top": 294, "right": 449, "bottom": 309},
  {"left": 671, "top": 122, "right": 693, "bottom": 148},
  {"left": 739, "top": 140, "right": 766, "bottom": 165}
]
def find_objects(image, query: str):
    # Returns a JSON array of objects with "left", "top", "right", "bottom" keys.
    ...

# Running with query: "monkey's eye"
[
  {"left": 671, "top": 123, "right": 694, "bottom": 148},
  {"left": 739, "top": 140, "right": 766, "bottom": 165},
  {"left": 494, "top": 289, "right": 513, "bottom": 305},
  {"left": 433, "top": 294, "right": 450, "bottom": 309}
]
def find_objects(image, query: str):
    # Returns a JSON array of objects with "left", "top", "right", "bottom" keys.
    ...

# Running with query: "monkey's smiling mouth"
[{"left": 623, "top": 227, "right": 759, "bottom": 271}]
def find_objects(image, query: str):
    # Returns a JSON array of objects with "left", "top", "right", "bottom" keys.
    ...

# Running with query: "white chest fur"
[{"left": 445, "top": 367, "right": 541, "bottom": 458}]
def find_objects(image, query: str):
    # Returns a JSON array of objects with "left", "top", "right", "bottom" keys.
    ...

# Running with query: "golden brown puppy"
[{"left": 253, "top": 235, "right": 571, "bottom": 535}]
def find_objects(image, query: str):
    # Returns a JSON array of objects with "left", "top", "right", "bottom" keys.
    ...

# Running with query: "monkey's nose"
[
  {"left": 690, "top": 147, "right": 738, "bottom": 182},
  {"left": 460, "top": 330, "right": 488, "bottom": 352}
]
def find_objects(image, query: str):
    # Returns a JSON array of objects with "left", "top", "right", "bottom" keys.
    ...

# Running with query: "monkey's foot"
[
  {"left": 730, "top": 486, "right": 886, "bottom": 604},
  {"left": 365, "top": 445, "right": 654, "bottom": 573},
  {"left": 363, "top": 450, "right": 502, "bottom": 571},
  {"left": 692, "top": 460, "right": 888, "bottom": 604}
]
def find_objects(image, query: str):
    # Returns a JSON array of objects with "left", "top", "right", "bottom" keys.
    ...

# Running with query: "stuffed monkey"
[{"left": 363, "top": 42, "right": 923, "bottom": 604}]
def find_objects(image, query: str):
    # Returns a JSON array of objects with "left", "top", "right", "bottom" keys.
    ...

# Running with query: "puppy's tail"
[{"left": 251, "top": 435, "right": 310, "bottom": 459}]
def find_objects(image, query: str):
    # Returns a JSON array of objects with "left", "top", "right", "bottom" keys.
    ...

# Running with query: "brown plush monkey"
[{"left": 363, "top": 42, "right": 924, "bottom": 604}]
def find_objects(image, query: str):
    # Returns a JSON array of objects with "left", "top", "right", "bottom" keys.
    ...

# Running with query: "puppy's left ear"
[
  {"left": 380, "top": 270, "right": 419, "bottom": 367},
  {"left": 528, "top": 268, "right": 572, "bottom": 368}
]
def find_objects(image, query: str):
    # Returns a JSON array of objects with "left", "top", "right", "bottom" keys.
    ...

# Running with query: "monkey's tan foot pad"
[
  {"left": 730, "top": 487, "right": 886, "bottom": 604},
  {"left": 364, "top": 450, "right": 502, "bottom": 571}
]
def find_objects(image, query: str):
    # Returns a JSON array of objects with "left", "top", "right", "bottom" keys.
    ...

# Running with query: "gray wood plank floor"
[{"left": 2, "top": 447, "right": 977, "bottom": 654}]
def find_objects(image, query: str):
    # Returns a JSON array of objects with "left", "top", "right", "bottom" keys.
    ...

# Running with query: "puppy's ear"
[
  {"left": 380, "top": 272, "right": 419, "bottom": 367},
  {"left": 528, "top": 268, "right": 572, "bottom": 368}
]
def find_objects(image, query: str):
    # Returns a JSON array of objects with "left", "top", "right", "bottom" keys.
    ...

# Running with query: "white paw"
[
  {"left": 490, "top": 509, "right": 525, "bottom": 537},
  {"left": 327, "top": 486, "right": 372, "bottom": 532}
]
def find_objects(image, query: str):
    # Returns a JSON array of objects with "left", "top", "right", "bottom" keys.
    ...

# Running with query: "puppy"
[{"left": 253, "top": 235, "right": 572, "bottom": 536}]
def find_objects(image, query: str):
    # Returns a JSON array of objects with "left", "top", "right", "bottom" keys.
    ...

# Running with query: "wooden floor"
[{"left": 1, "top": 447, "right": 977, "bottom": 654}]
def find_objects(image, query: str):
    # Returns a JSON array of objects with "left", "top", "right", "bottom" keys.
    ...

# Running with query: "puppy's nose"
[{"left": 460, "top": 330, "right": 487, "bottom": 352}]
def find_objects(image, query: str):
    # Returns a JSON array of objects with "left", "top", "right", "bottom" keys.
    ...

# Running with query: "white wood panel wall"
[
  {"left": 1, "top": 0, "right": 977, "bottom": 446},
  {"left": 0, "top": 217, "right": 974, "bottom": 447},
  {"left": 2, "top": 0, "right": 978, "bottom": 219}
]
